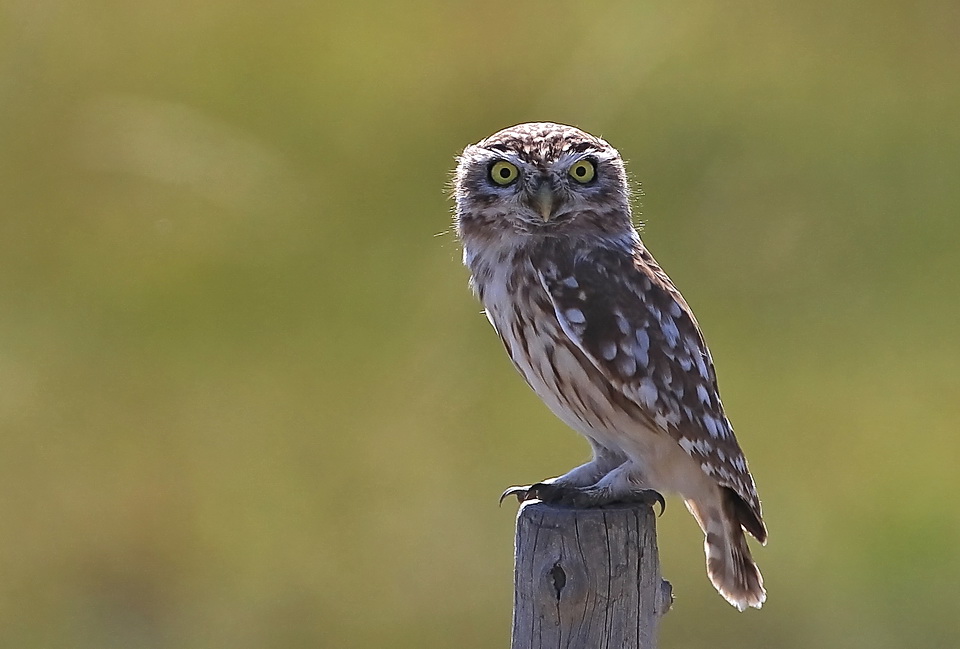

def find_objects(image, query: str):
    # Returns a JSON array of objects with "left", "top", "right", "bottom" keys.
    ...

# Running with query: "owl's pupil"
[
  {"left": 499, "top": 168, "right": 511, "bottom": 179},
  {"left": 575, "top": 166, "right": 585, "bottom": 176}
]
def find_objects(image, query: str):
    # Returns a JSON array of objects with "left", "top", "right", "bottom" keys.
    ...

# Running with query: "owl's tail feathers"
[{"left": 686, "top": 492, "right": 766, "bottom": 611}]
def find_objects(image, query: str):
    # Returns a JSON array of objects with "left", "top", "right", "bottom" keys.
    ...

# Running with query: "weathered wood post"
[{"left": 511, "top": 501, "right": 672, "bottom": 649}]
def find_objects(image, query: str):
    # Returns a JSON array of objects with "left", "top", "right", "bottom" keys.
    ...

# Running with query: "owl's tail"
[{"left": 685, "top": 490, "right": 766, "bottom": 611}]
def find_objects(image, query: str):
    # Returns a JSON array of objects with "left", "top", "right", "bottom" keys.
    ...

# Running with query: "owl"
[{"left": 453, "top": 122, "right": 767, "bottom": 610}]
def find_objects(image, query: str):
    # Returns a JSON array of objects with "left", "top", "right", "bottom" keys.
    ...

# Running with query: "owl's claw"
[
  {"left": 500, "top": 482, "right": 664, "bottom": 514},
  {"left": 626, "top": 489, "right": 666, "bottom": 516},
  {"left": 498, "top": 482, "right": 567, "bottom": 505},
  {"left": 499, "top": 485, "right": 534, "bottom": 505}
]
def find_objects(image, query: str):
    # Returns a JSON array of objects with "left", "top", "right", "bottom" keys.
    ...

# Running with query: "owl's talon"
[
  {"left": 499, "top": 485, "right": 533, "bottom": 505},
  {"left": 499, "top": 482, "right": 560, "bottom": 505},
  {"left": 626, "top": 489, "right": 666, "bottom": 516}
]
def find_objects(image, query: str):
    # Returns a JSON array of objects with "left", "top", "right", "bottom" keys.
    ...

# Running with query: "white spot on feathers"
[
  {"left": 680, "top": 435, "right": 714, "bottom": 455},
  {"left": 636, "top": 377, "right": 658, "bottom": 407},
  {"left": 695, "top": 353, "right": 709, "bottom": 380},
  {"left": 601, "top": 341, "right": 618, "bottom": 361},
  {"left": 635, "top": 328, "right": 650, "bottom": 366},
  {"left": 617, "top": 354, "right": 637, "bottom": 377},
  {"left": 661, "top": 317, "right": 680, "bottom": 348},
  {"left": 703, "top": 415, "right": 729, "bottom": 439},
  {"left": 565, "top": 308, "right": 586, "bottom": 324},
  {"left": 696, "top": 384, "right": 711, "bottom": 404}
]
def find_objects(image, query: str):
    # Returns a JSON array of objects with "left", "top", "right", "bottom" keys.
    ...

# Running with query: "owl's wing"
[{"left": 537, "top": 246, "right": 765, "bottom": 540}]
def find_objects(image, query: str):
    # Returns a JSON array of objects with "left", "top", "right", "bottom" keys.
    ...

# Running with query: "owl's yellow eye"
[
  {"left": 490, "top": 161, "right": 519, "bottom": 185},
  {"left": 569, "top": 159, "right": 596, "bottom": 183}
]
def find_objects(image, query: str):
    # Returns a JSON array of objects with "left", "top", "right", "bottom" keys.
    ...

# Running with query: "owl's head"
[{"left": 454, "top": 122, "right": 633, "bottom": 242}]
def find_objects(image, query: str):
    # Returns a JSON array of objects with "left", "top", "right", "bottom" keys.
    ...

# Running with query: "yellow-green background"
[{"left": 2, "top": 1, "right": 958, "bottom": 647}]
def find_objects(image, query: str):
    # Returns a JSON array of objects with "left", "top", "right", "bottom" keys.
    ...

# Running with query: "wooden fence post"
[{"left": 511, "top": 501, "right": 672, "bottom": 649}]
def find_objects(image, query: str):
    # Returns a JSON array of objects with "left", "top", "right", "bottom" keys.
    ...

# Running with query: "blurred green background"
[{"left": 2, "top": 1, "right": 958, "bottom": 647}]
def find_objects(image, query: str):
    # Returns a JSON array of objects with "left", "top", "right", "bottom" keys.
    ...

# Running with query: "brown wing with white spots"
[{"left": 537, "top": 243, "right": 766, "bottom": 542}]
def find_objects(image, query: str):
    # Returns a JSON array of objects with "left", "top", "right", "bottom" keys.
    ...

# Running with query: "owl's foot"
[{"left": 500, "top": 482, "right": 664, "bottom": 514}]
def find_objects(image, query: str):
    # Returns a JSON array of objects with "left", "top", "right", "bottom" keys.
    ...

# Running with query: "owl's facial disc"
[{"left": 466, "top": 140, "right": 617, "bottom": 229}]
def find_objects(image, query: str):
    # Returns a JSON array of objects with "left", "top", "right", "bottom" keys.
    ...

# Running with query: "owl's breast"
[{"left": 470, "top": 249, "right": 635, "bottom": 450}]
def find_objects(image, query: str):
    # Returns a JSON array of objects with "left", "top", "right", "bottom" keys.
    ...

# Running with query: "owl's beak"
[{"left": 530, "top": 182, "right": 557, "bottom": 221}]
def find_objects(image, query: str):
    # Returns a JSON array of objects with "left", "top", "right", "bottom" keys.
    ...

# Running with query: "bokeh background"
[{"left": 2, "top": 1, "right": 959, "bottom": 647}]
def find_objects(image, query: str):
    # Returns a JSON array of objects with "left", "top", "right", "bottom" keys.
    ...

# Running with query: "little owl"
[{"left": 453, "top": 122, "right": 767, "bottom": 610}]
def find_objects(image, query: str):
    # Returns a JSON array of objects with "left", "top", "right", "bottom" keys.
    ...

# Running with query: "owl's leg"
[{"left": 500, "top": 440, "right": 624, "bottom": 505}]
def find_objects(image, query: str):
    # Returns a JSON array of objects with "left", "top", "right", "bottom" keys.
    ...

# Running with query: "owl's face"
[{"left": 455, "top": 123, "right": 633, "bottom": 241}]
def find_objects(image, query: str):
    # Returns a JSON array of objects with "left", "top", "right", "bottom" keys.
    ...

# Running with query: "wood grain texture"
[{"left": 511, "top": 501, "right": 671, "bottom": 649}]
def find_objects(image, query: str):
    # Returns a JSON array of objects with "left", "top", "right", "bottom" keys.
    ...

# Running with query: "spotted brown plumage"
[{"left": 453, "top": 122, "right": 767, "bottom": 610}]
